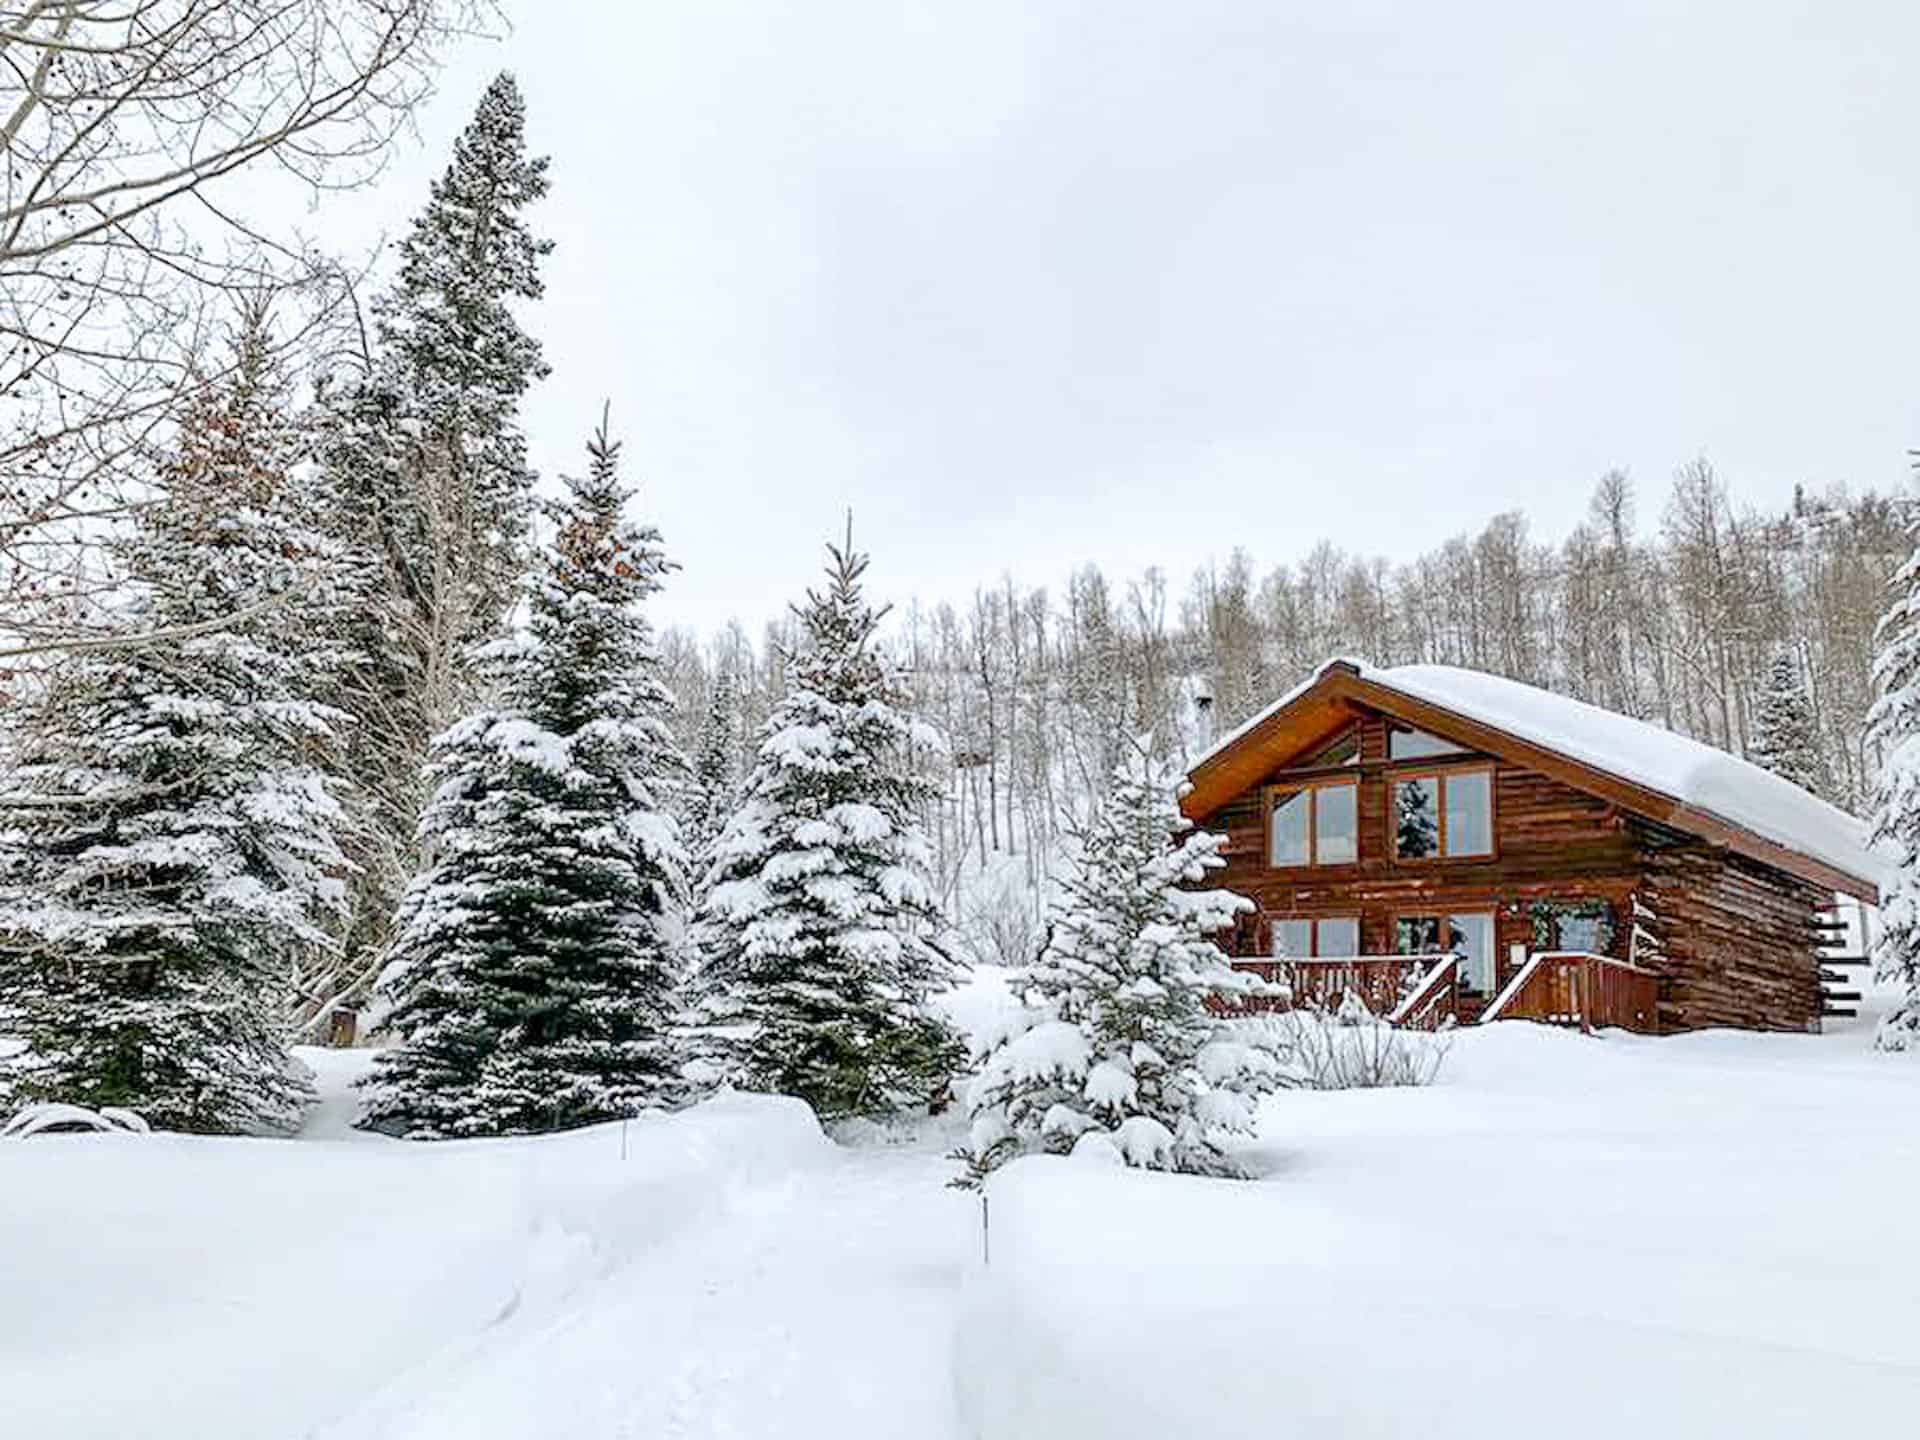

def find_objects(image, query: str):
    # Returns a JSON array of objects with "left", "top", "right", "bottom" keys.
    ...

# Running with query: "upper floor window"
[
  {"left": 1393, "top": 768, "right": 1493, "bottom": 859},
  {"left": 1269, "top": 779, "right": 1358, "bottom": 867},
  {"left": 1388, "top": 726, "right": 1469, "bottom": 760},
  {"left": 1302, "top": 726, "right": 1361, "bottom": 768}
]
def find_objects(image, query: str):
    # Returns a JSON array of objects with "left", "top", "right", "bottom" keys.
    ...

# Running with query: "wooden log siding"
[
  {"left": 1633, "top": 822, "right": 1829, "bottom": 1033},
  {"left": 1196, "top": 694, "right": 1846, "bottom": 1035},
  {"left": 1204, "top": 721, "right": 1641, "bottom": 997}
]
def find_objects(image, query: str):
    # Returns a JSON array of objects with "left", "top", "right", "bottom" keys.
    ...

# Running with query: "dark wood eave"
[{"left": 1184, "top": 663, "right": 1879, "bottom": 903}]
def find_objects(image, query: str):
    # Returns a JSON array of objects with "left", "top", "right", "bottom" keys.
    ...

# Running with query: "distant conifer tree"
[{"left": 1748, "top": 650, "right": 1828, "bottom": 797}]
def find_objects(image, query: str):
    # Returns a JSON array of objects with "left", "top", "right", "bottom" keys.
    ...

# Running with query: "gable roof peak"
[{"left": 1185, "top": 657, "right": 1886, "bottom": 901}]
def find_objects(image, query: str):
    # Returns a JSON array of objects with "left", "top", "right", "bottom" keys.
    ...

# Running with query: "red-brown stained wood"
[
  {"left": 1188, "top": 664, "right": 1877, "bottom": 902},
  {"left": 1198, "top": 692, "right": 1839, "bottom": 1035}
]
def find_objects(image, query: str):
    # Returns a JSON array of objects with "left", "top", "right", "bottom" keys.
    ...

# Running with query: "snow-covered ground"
[
  {"left": 961, "top": 1009, "right": 1920, "bottom": 1437},
  {"left": 5, "top": 974, "right": 1919, "bottom": 1437}
]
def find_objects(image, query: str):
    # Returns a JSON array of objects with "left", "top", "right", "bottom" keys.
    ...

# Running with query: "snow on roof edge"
[
  {"left": 1188, "top": 658, "right": 1889, "bottom": 895},
  {"left": 1187, "top": 656, "right": 1369, "bottom": 773}
]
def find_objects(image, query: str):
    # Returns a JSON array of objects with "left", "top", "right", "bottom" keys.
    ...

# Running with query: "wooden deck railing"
[
  {"left": 1481, "top": 951, "right": 1659, "bottom": 1034},
  {"left": 1388, "top": 957, "right": 1461, "bottom": 1032},
  {"left": 1228, "top": 955, "right": 1460, "bottom": 1025}
]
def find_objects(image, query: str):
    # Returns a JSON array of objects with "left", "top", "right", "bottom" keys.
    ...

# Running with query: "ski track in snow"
[{"left": 318, "top": 1135, "right": 973, "bottom": 1440}]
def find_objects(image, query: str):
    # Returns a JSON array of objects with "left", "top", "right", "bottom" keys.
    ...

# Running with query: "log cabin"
[{"left": 1184, "top": 659, "right": 1887, "bottom": 1035}]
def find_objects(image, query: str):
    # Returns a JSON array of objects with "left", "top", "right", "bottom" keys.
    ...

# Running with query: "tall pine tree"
[
  {"left": 1868, "top": 504, "right": 1920, "bottom": 1052},
  {"left": 956, "top": 740, "right": 1277, "bottom": 1184},
  {"left": 0, "top": 314, "right": 349, "bottom": 1132},
  {"left": 692, "top": 529, "right": 963, "bottom": 1119},
  {"left": 306, "top": 71, "right": 553, "bottom": 1030},
  {"left": 1749, "top": 650, "right": 1828, "bottom": 797},
  {"left": 360, "top": 413, "right": 692, "bottom": 1138}
]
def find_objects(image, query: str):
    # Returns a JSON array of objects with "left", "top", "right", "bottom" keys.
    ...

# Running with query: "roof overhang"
[{"left": 1184, "top": 661, "right": 1879, "bottom": 903}]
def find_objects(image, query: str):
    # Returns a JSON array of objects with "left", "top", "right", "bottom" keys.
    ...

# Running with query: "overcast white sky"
[{"left": 312, "top": 1, "right": 1920, "bottom": 634}]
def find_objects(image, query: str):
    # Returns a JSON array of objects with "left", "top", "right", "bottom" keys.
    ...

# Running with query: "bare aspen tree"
[
  {"left": 668, "top": 463, "right": 1902, "bottom": 971},
  {"left": 0, "top": 1, "right": 485, "bottom": 652}
]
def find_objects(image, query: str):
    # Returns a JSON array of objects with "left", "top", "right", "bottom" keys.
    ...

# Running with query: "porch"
[{"left": 1231, "top": 950, "right": 1661, "bottom": 1035}]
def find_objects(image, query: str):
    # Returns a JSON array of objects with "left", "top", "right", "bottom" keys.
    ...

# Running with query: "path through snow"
[
  {"left": 316, "top": 1123, "right": 975, "bottom": 1440},
  {"left": 11, "top": 969, "right": 1919, "bottom": 1438}
]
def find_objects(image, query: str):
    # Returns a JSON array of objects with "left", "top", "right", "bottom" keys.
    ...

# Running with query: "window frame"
[
  {"left": 1269, "top": 913, "right": 1364, "bottom": 959},
  {"left": 1263, "top": 775, "right": 1361, "bottom": 870},
  {"left": 1388, "top": 762, "right": 1496, "bottom": 863},
  {"left": 1389, "top": 908, "right": 1498, "bottom": 991},
  {"left": 1387, "top": 724, "right": 1471, "bottom": 761}
]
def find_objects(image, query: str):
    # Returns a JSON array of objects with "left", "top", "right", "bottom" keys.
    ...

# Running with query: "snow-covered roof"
[{"left": 1190, "top": 658, "right": 1890, "bottom": 896}]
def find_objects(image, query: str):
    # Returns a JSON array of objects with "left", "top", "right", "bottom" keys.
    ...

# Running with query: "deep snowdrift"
[
  {"left": 957, "top": 1017, "right": 1920, "bottom": 1438},
  {"left": 7, "top": 985, "right": 1920, "bottom": 1437},
  {"left": 1, "top": 1082, "right": 832, "bottom": 1439}
]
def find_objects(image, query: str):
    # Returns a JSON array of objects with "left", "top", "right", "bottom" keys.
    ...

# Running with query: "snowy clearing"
[
  {"left": 5, "top": 987, "right": 1919, "bottom": 1437},
  {"left": 962, "top": 1012, "right": 1920, "bottom": 1438}
]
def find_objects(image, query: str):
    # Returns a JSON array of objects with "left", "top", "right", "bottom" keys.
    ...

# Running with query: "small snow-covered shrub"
[
  {"left": 2, "top": 1102, "right": 152, "bottom": 1138},
  {"left": 1277, "top": 996, "right": 1449, "bottom": 1090},
  {"left": 958, "top": 857, "right": 1044, "bottom": 970}
]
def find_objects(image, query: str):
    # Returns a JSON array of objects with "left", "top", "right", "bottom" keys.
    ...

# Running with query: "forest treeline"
[
  {"left": 4, "top": 33, "right": 1917, "bottom": 1139},
  {"left": 655, "top": 466, "right": 1907, "bottom": 941}
]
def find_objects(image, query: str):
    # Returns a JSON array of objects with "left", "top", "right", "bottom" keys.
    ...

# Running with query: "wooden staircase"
[
  {"left": 1481, "top": 951, "right": 1660, "bottom": 1034},
  {"left": 1816, "top": 902, "right": 1870, "bottom": 1021}
]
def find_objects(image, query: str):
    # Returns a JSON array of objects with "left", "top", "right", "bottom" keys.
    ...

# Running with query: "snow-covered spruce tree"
[
  {"left": 360, "top": 415, "right": 692, "bottom": 1137},
  {"left": 683, "top": 662, "right": 741, "bottom": 865},
  {"left": 954, "top": 741, "right": 1279, "bottom": 1185},
  {"left": 1749, "top": 650, "right": 1828, "bottom": 796},
  {"left": 0, "top": 317, "right": 349, "bottom": 1133},
  {"left": 304, "top": 71, "right": 553, "bottom": 1030},
  {"left": 1868, "top": 507, "right": 1920, "bottom": 1052},
  {"left": 691, "top": 531, "right": 964, "bottom": 1119}
]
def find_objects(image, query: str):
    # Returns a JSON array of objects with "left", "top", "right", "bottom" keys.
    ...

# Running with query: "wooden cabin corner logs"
[
  {"left": 1193, "top": 688, "right": 1849, "bottom": 1036},
  {"left": 1632, "top": 822, "right": 1828, "bottom": 1033}
]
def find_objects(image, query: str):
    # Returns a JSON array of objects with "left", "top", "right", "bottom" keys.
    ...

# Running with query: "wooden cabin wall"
[
  {"left": 1632, "top": 823, "right": 1827, "bottom": 1033},
  {"left": 1202, "top": 705, "right": 1642, "bottom": 995}
]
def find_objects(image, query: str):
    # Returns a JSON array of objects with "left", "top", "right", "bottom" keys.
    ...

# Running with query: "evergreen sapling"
[{"left": 955, "top": 740, "right": 1279, "bottom": 1185}]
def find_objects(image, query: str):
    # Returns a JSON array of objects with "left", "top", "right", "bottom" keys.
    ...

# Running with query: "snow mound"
[
  {"left": 1, "top": 1093, "right": 828, "bottom": 1440},
  {"left": 957, "top": 1018, "right": 1920, "bottom": 1439},
  {"left": 2, "top": 1101, "right": 150, "bottom": 1137}
]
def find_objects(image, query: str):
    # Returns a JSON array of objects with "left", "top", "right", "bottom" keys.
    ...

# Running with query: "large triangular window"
[{"left": 1388, "top": 725, "right": 1469, "bottom": 761}]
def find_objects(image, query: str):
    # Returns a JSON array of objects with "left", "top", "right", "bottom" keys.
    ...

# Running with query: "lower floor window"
[
  {"left": 1395, "top": 911, "right": 1497, "bottom": 992},
  {"left": 1529, "top": 899, "right": 1615, "bottom": 955},
  {"left": 1271, "top": 915, "right": 1361, "bottom": 958}
]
